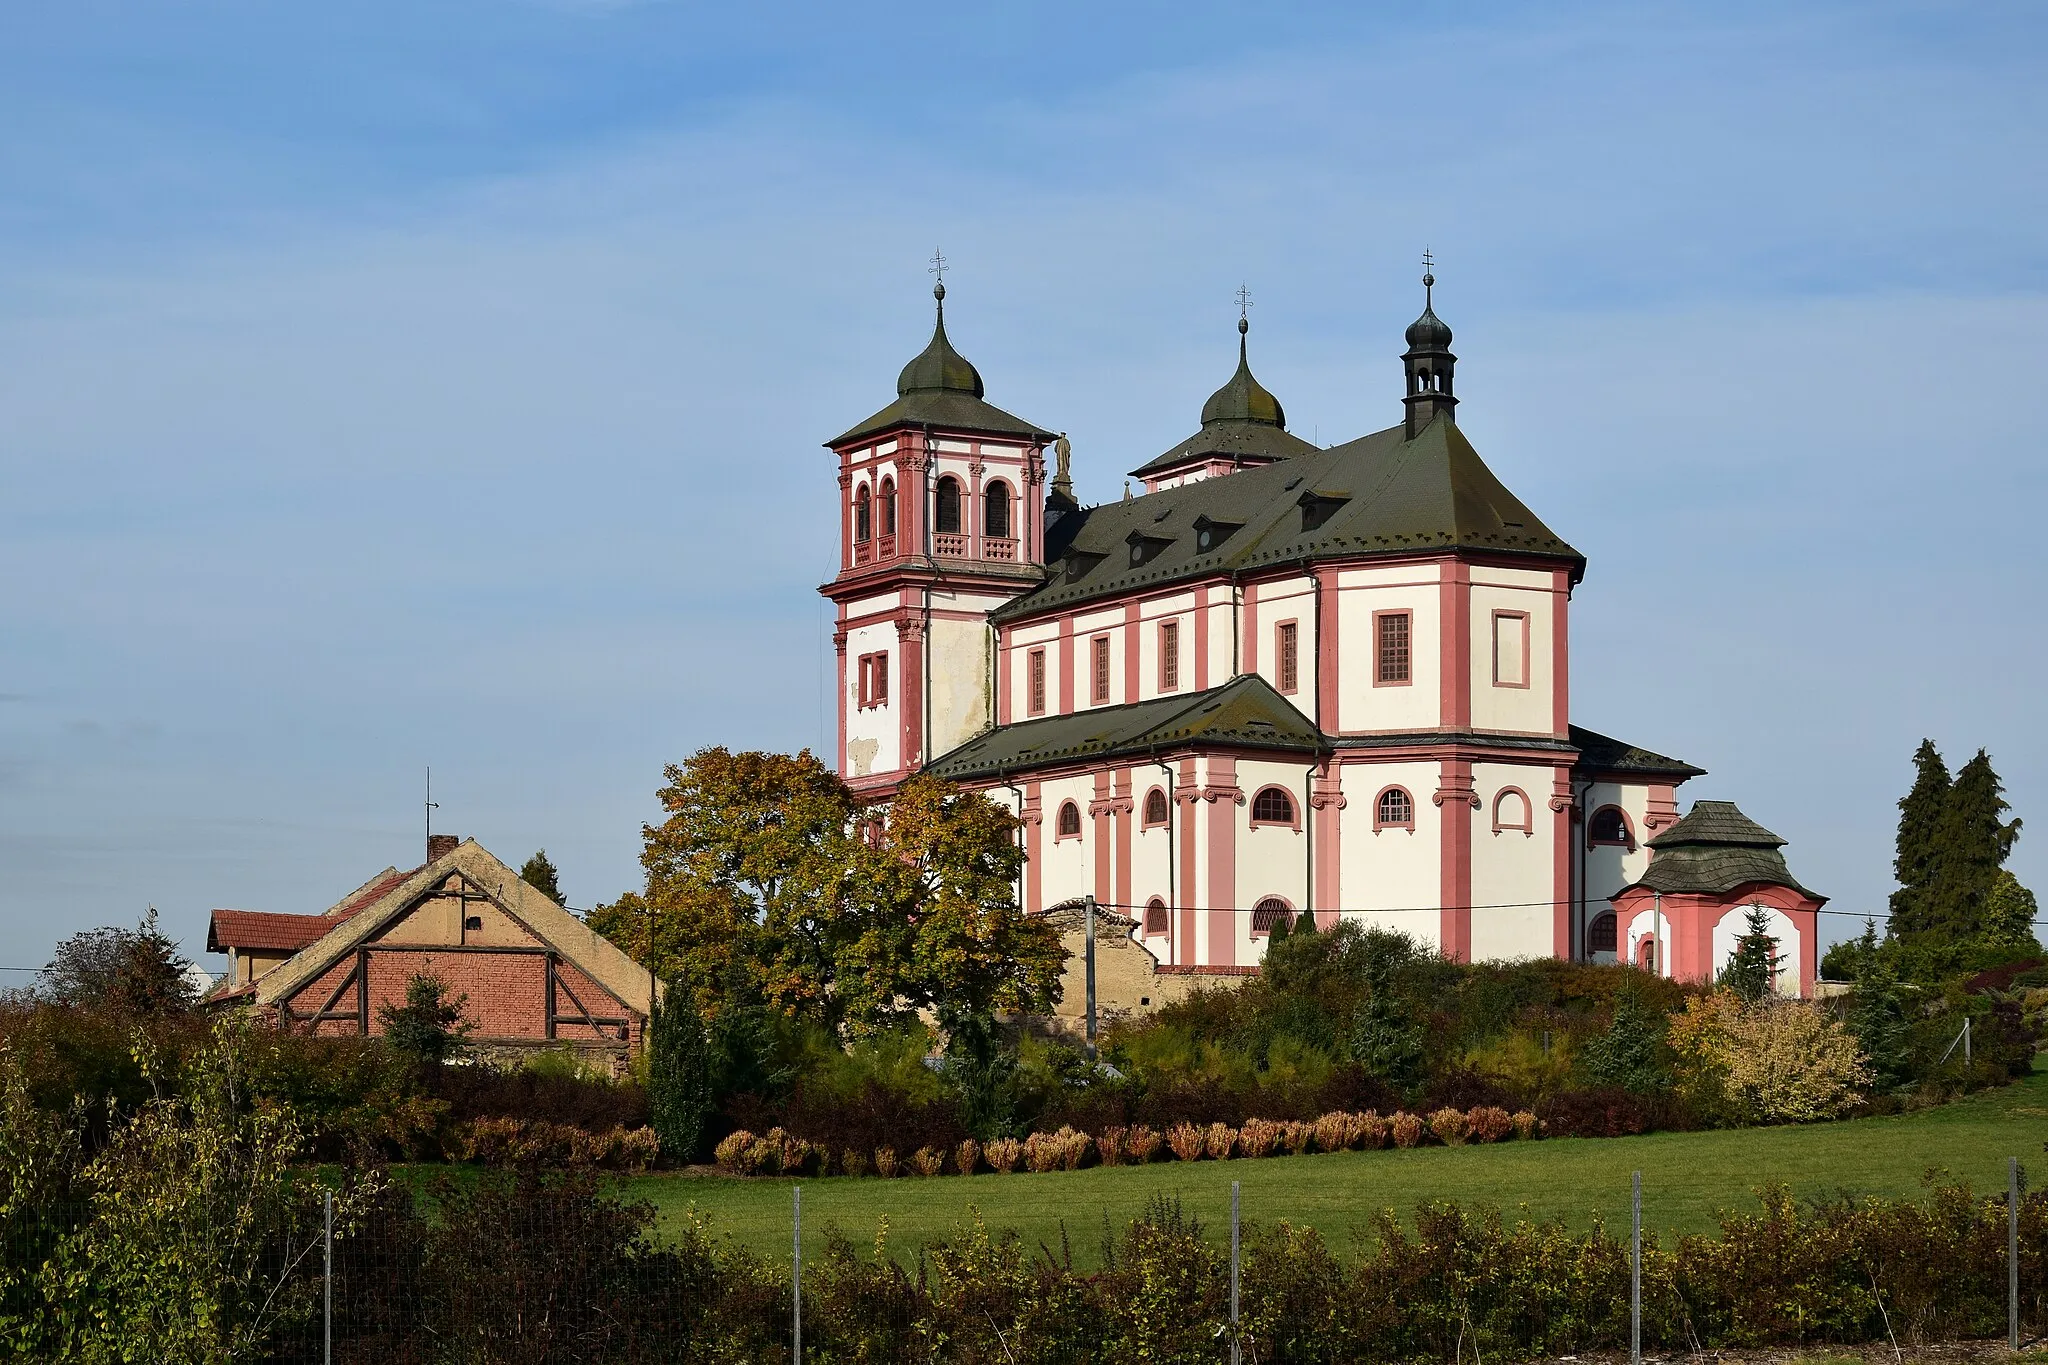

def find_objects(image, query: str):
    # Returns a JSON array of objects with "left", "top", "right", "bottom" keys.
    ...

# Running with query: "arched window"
[
  {"left": 1587, "top": 912, "right": 1617, "bottom": 954},
  {"left": 854, "top": 485, "right": 872, "bottom": 543},
  {"left": 879, "top": 477, "right": 897, "bottom": 536},
  {"left": 1588, "top": 806, "right": 1634, "bottom": 848},
  {"left": 1145, "top": 897, "right": 1168, "bottom": 935},
  {"left": 1375, "top": 787, "right": 1415, "bottom": 830},
  {"left": 1492, "top": 788, "right": 1532, "bottom": 834},
  {"left": 1250, "top": 787, "right": 1295, "bottom": 826},
  {"left": 1056, "top": 800, "right": 1082, "bottom": 838},
  {"left": 935, "top": 476, "right": 962, "bottom": 535},
  {"left": 1143, "top": 788, "right": 1170, "bottom": 826},
  {"left": 1252, "top": 897, "right": 1292, "bottom": 936},
  {"left": 1635, "top": 936, "right": 1659, "bottom": 973},
  {"left": 984, "top": 481, "right": 1012, "bottom": 538}
]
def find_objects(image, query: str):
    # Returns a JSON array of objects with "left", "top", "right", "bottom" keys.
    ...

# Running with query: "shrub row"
[
  {"left": 711, "top": 1105, "right": 1541, "bottom": 1177},
  {"left": 448, "top": 1117, "right": 660, "bottom": 1171},
  {"left": 253, "top": 1172, "right": 2045, "bottom": 1363}
]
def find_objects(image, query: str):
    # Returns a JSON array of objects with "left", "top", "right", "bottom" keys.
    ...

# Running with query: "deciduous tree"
[{"left": 38, "top": 909, "right": 195, "bottom": 1016}]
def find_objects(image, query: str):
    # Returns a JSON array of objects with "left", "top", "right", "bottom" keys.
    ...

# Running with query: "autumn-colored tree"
[{"left": 590, "top": 750, "right": 1064, "bottom": 1037}]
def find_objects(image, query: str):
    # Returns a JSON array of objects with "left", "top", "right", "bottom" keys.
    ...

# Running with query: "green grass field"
[{"left": 625, "top": 1071, "right": 2048, "bottom": 1268}]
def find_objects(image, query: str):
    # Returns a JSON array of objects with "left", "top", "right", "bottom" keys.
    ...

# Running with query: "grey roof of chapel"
[
  {"left": 829, "top": 287, "right": 1056, "bottom": 448},
  {"left": 925, "top": 674, "right": 1325, "bottom": 783},
  {"left": 1621, "top": 800, "right": 1824, "bottom": 900},
  {"left": 1004, "top": 414, "right": 1583, "bottom": 624}
]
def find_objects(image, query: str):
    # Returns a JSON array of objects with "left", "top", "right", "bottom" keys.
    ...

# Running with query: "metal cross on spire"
[
  {"left": 1421, "top": 246, "right": 1436, "bottom": 289},
  {"left": 1235, "top": 283, "right": 1253, "bottom": 319},
  {"left": 929, "top": 248, "right": 947, "bottom": 284}
]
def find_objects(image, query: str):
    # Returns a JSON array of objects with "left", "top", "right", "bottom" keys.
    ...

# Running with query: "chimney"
[{"left": 427, "top": 833, "right": 460, "bottom": 862}]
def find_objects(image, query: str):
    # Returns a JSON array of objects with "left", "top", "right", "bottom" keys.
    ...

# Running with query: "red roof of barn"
[{"left": 206, "top": 909, "right": 338, "bottom": 954}]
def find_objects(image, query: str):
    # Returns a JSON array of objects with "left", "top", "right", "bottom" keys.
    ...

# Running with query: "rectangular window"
[
  {"left": 1276, "top": 621, "right": 1299, "bottom": 693},
  {"left": 1159, "top": 620, "right": 1180, "bottom": 692},
  {"left": 1091, "top": 635, "right": 1111, "bottom": 704},
  {"left": 1028, "top": 649, "right": 1047, "bottom": 716},
  {"left": 1376, "top": 612, "right": 1412, "bottom": 685},
  {"left": 1492, "top": 611, "right": 1529, "bottom": 687},
  {"left": 857, "top": 651, "right": 890, "bottom": 708}
]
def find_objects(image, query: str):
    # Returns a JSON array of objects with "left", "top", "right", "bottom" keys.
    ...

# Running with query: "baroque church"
[{"left": 822, "top": 270, "right": 1825, "bottom": 997}]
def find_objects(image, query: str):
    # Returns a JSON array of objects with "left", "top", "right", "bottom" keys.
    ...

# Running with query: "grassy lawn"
[{"left": 624, "top": 1070, "right": 2048, "bottom": 1268}]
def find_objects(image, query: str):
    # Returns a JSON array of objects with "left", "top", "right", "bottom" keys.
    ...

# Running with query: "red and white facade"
[{"left": 822, "top": 285, "right": 1817, "bottom": 991}]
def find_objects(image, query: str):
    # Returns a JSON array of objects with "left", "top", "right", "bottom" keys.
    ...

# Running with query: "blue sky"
[{"left": 2, "top": 0, "right": 2043, "bottom": 972}]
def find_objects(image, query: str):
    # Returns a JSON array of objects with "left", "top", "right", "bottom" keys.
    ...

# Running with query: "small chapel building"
[{"left": 822, "top": 270, "right": 1825, "bottom": 997}]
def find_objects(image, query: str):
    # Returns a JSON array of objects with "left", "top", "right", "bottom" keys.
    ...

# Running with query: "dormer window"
[
  {"left": 1193, "top": 515, "right": 1242, "bottom": 554},
  {"left": 1126, "top": 531, "right": 1172, "bottom": 568},
  {"left": 1298, "top": 492, "right": 1348, "bottom": 532},
  {"left": 1063, "top": 549, "right": 1107, "bottom": 582}
]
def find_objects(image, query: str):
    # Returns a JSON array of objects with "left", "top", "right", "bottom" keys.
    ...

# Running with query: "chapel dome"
[
  {"left": 1200, "top": 318, "right": 1287, "bottom": 428},
  {"left": 896, "top": 282, "right": 986, "bottom": 398},
  {"left": 1404, "top": 301, "right": 1453, "bottom": 351}
]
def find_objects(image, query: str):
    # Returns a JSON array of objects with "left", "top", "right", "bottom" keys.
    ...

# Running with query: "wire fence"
[{"left": 3, "top": 1160, "right": 2041, "bottom": 1363}]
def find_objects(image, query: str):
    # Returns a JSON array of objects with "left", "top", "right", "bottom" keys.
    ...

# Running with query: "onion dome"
[
  {"left": 896, "top": 281, "right": 986, "bottom": 397},
  {"left": 1201, "top": 316, "right": 1287, "bottom": 428},
  {"left": 1405, "top": 292, "right": 1454, "bottom": 350}
]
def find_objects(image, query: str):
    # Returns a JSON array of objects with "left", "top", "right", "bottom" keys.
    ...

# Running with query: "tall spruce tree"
[
  {"left": 1925, "top": 750, "right": 2022, "bottom": 940},
  {"left": 519, "top": 850, "right": 565, "bottom": 906},
  {"left": 1846, "top": 919, "right": 1912, "bottom": 1092},
  {"left": 1719, "top": 904, "right": 1780, "bottom": 1003},
  {"left": 1347, "top": 955, "right": 1425, "bottom": 1091},
  {"left": 1889, "top": 740, "right": 1951, "bottom": 938}
]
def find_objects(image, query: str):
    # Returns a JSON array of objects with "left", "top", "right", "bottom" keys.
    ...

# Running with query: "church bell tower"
[
  {"left": 820, "top": 269, "right": 1058, "bottom": 796},
  {"left": 1403, "top": 258, "right": 1458, "bottom": 437}
]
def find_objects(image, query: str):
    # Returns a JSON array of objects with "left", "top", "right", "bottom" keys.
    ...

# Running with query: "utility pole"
[{"left": 1084, "top": 894, "right": 1098, "bottom": 1061}]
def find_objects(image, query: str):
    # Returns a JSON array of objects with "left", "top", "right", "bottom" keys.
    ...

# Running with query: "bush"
[
  {"left": 873, "top": 1146, "right": 900, "bottom": 1178},
  {"left": 1204, "top": 1122, "right": 1237, "bottom": 1160},
  {"left": 911, "top": 1145, "right": 946, "bottom": 1177},
  {"left": 984, "top": 1138, "right": 1022, "bottom": 1173},
  {"left": 1240, "top": 1117, "right": 1282, "bottom": 1157},
  {"left": 1512, "top": 1109, "right": 1539, "bottom": 1140},
  {"left": 954, "top": 1137, "right": 980, "bottom": 1175},
  {"left": 1537, "top": 1086, "right": 1663, "bottom": 1138},
  {"left": 1391, "top": 1111, "right": 1425, "bottom": 1148},
  {"left": 1096, "top": 1125, "right": 1128, "bottom": 1166},
  {"left": 1467, "top": 1105, "right": 1513, "bottom": 1143},
  {"left": 1427, "top": 1107, "right": 1469, "bottom": 1145},
  {"left": 1125, "top": 1125, "right": 1163, "bottom": 1163},
  {"left": 1167, "top": 1122, "right": 1205, "bottom": 1161},
  {"left": 451, "top": 1118, "right": 659, "bottom": 1170}
]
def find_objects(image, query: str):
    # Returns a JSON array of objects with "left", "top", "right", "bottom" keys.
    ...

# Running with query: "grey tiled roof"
[
  {"left": 1622, "top": 800, "right": 1823, "bottom": 900},
  {"left": 925, "top": 674, "right": 1324, "bottom": 783},
  {"left": 1569, "top": 725, "right": 1705, "bottom": 780},
  {"left": 1002, "top": 415, "right": 1582, "bottom": 624}
]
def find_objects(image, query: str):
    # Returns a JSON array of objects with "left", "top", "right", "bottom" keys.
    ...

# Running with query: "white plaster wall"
[
  {"left": 1201, "top": 594, "right": 1236, "bottom": 688},
  {"left": 1236, "top": 759, "right": 1313, "bottom": 966},
  {"left": 1337, "top": 760, "right": 1441, "bottom": 951},
  {"left": 1712, "top": 904, "right": 1801, "bottom": 997},
  {"left": 927, "top": 613, "right": 993, "bottom": 759},
  {"left": 1034, "top": 774, "right": 1096, "bottom": 912},
  {"left": 1334, "top": 566, "right": 1442, "bottom": 734},
  {"left": 1133, "top": 592, "right": 1198, "bottom": 703},
  {"left": 1073, "top": 607, "right": 1124, "bottom": 709},
  {"left": 1468, "top": 582, "right": 1555, "bottom": 735},
  {"left": 1469, "top": 761, "right": 1556, "bottom": 962},
  {"left": 1251, "top": 576, "right": 1318, "bottom": 722},
  {"left": 1129, "top": 767, "right": 1177, "bottom": 958},
  {"left": 1582, "top": 781, "right": 1655, "bottom": 904},
  {"left": 1622, "top": 907, "right": 1672, "bottom": 974},
  {"left": 843, "top": 619, "right": 899, "bottom": 778}
]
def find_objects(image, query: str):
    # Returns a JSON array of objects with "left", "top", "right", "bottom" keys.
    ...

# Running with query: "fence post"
[
  {"left": 323, "top": 1189, "right": 333, "bottom": 1365},
  {"left": 1230, "top": 1179, "right": 1241, "bottom": 1365},
  {"left": 1631, "top": 1170, "right": 1642, "bottom": 1365},
  {"left": 793, "top": 1185, "right": 803, "bottom": 1365},
  {"left": 1966, "top": 1015, "right": 1973, "bottom": 1069},
  {"left": 1084, "top": 895, "right": 1098, "bottom": 1061},
  {"left": 2012, "top": 1156, "right": 2021, "bottom": 1353}
]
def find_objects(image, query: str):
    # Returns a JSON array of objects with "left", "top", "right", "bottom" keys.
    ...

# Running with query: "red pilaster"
[
  {"left": 1112, "top": 768, "right": 1133, "bottom": 915},
  {"left": 1090, "top": 770, "right": 1114, "bottom": 908},
  {"left": 898, "top": 613, "right": 926, "bottom": 772},
  {"left": 1205, "top": 757, "right": 1240, "bottom": 967},
  {"left": 1550, "top": 567, "right": 1571, "bottom": 738},
  {"left": 1441, "top": 560, "right": 1471, "bottom": 728},
  {"left": 1022, "top": 782, "right": 1044, "bottom": 913},
  {"left": 1177, "top": 758, "right": 1199, "bottom": 967},
  {"left": 1057, "top": 615, "right": 1075, "bottom": 715},
  {"left": 1315, "top": 565, "right": 1339, "bottom": 731},
  {"left": 1435, "top": 759, "right": 1478, "bottom": 961},
  {"left": 1311, "top": 765, "right": 1345, "bottom": 930}
]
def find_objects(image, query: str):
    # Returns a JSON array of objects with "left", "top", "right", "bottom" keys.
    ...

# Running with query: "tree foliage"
[
  {"left": 1719, "top": 905, "right": 1780, "bottom": 1004},
  {"left": 1844, "top": 920, "right": 1912, "bottom": 1094},
  {"left": 518, "top": 850, "right": 565, "bottom": 906},
  {"left": 645, "top": 989, "right": 713, "bottom": 1163},
  {"left": 589, "top": 750, "right": 1063, "bottom": 1038},
  {"left": 1888, "top": 740, "right": 2029, "bottom": 949},
  {"left": 37, "top": 911, "right": 194, "bottom": 1017},
  {"left": 376, "top": 972, "right": 473, "bottom": 1066},
  {"left": 1667, "top": 990, "right": 1867, "bottom": 1124},
  {"left": 1888, "top": 738, "right": 1951, "bottom": 938},
  {"left": 1577, "top": 990, "right": 1669, "bottom": 1094},
  {"left": 1346, "top": 950, "right": 1425, "bottom": 1092}
]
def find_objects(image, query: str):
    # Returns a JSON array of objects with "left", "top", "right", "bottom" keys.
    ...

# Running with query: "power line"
[{"left": 1086, "top": 898, "right": 2048, "bottom": 926}]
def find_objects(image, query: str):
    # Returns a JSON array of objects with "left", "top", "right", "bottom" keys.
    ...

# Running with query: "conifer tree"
[
  {"left": 1719, "top": 904, "right": 1780, "bottom": 1004},
  {"left": 1846, "top": 919, "right": 1912, "bottom": 1092},
  {"left": 1347, "top": 956, "right": 1425, "bottom": 1090},
  {"left": 1578, "top": 990, "right": 1670, "bottom": 1093},
  {"left": 519, "top": 850, "right": 565, "bottom": 906},
  {"left": 1926, "top": 750, "right": 2022, "bottom": 940},
  {"left": 647, "top": 989, "right": 714, "bottom": 1162},
  {"left": 1888, "top": 739, "right": 1950, "bottom": 938}
]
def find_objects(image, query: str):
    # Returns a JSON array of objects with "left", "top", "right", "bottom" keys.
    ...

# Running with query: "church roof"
[
  {"left": 1005, "top": 414, "right": 1582, "bottom": 624},
  {"left": 1569, "top": 725, "right": 1705, "bottom": 780},
  {"left": 829, "top": 286, "right": 1056, "bottom": 448},
  {"left": 1620, "top": 800, "right": 1823, "bottom": 901},
  {"left": 1129, "top": 320, "right": 1319, "bottom": 478},
  {"left": 925, "top": 674, "right": 1324, "bottom": 783}
]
